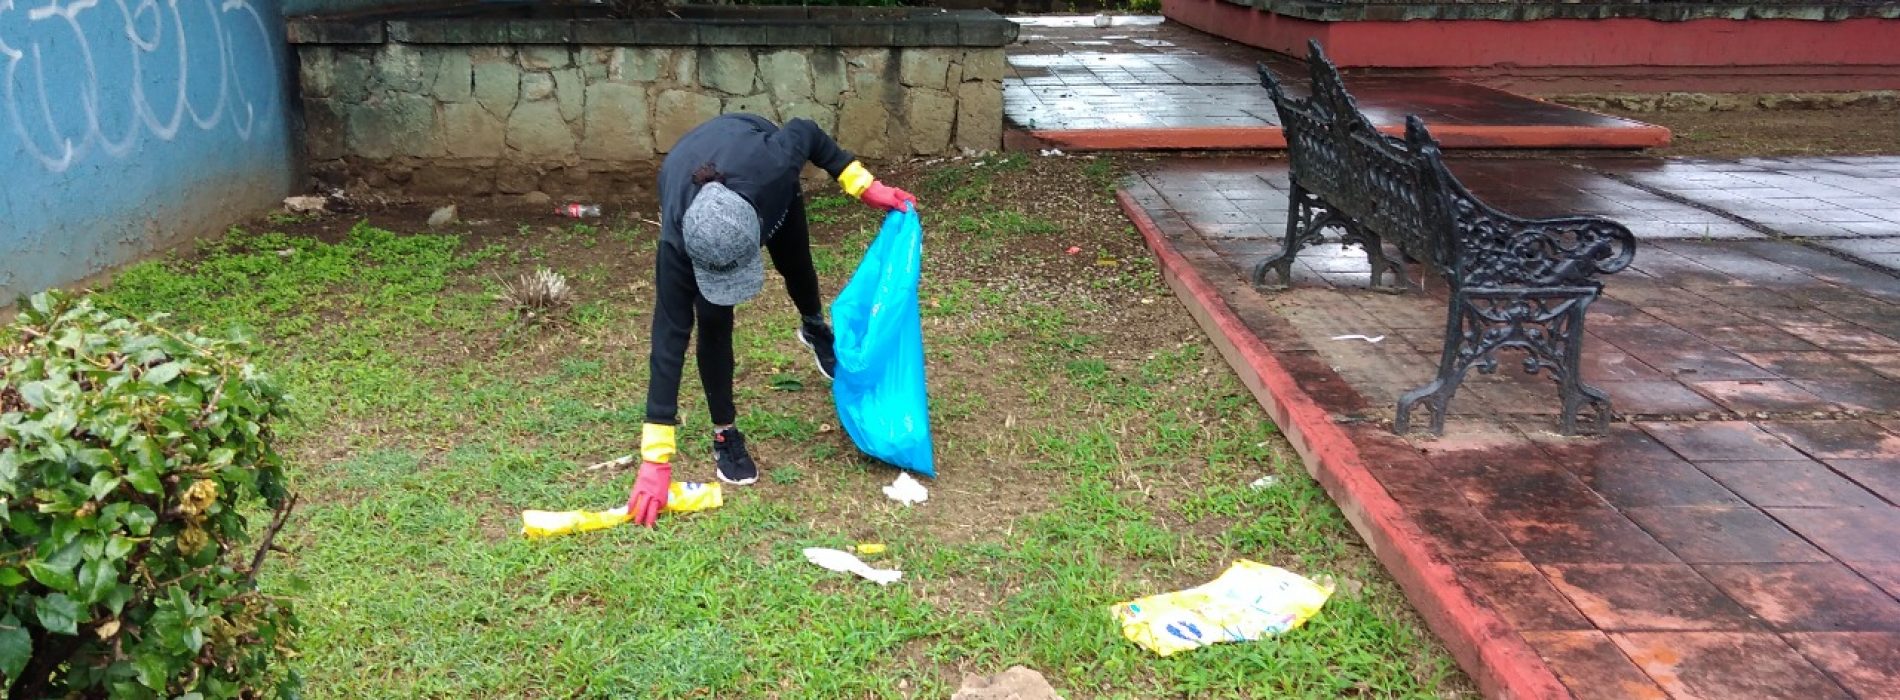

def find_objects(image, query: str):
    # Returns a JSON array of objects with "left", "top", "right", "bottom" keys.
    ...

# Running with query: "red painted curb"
[
  {"left": 1118, "top": 189, "right": 1573, "bottom": 700},
  {"left": 1023, "top": 123, "right": 1670, "bottom": 152}
]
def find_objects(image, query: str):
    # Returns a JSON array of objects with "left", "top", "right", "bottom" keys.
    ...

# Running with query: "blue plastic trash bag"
[{"left": 829, "top": 208, "right": 936, "bottom": 477}]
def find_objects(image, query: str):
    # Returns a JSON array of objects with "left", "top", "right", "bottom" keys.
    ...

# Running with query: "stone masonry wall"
[{"left": 297, "top": 43, "right": 1007, "bottom": 196}]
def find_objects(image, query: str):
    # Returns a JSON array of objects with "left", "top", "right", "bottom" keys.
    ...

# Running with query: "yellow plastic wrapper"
[
  {"left": 1107, "top": 560, "right": 1334, "bottom": 657},
  {"left": 520, "top": 482, "right": 724, "bottom": 539}
]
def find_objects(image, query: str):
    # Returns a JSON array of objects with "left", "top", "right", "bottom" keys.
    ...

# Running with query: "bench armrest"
[{"left": 1457, "top": 205, "right": 1639, "bottom": 288}]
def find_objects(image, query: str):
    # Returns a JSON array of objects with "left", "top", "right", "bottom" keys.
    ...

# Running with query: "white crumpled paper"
[
  {"left": 803, "top": 547, "right": 903, "bottom": 585},
  {"left": 883, "top": 473, "right": 929, "bottom": 506}
]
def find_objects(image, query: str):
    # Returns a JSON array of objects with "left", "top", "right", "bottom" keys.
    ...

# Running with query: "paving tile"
[
  {"left": 1850, "top": 562, "right": 1900, "bottom": 599},
  {"left": 1408, "top": 506, "right": 1525, "bottom": 563},
  {"left": 1793, "top": 380, "right": 1900, "bottom": 413},
  {"left": 1459, "top": 562, "right": 1592, "bottom": 631},
  {"left": 1698, "top": 459, "right": 1886, "bottom": 508},
  {"left": 1521, "top": 631, "right": 1669, "bottom": 700},
  {"left": 1570, "top": 456, "right": 1745, "bottom": 508},
  {"left": 1687, "top": 379, "right": 1834, "bottom": 413},
  {"left": 1772, "top": 508, "right": 1900, "bottom": 562},
  {"left": 1827, "top": 459, "right": 1900, "bottom": 505},
  {"left": 1613, "top": 632, "right": 1853, "bottom": 700},
  {"left": 1491, "top": 508, "right": 1681, "bottom": 564},
  {"left": 1699, "top": 563, "right": 1900, "bottom": 631},
  {"left": 1777, "top": 323, "right": 1900, "bottom": 352},
  {"left": 1442, "top": 454, "right": 1610, "bottom": 513},
  {"left": 1640, "top": 421, "right": 1809, "bottom": 461},
  {"left": 1758, "top": 421, "right": 1900, "bottom": 460},
  {"left": 1785, "top": 632, "right": 1900, "bottom": 700},
  {"left": 1599, "top": 380, "right": 1725, "bottom": 416},
  {"left": 1544, "top": 564, "right": 1757, "bottom": 631},
  {"left": 1738, "top": 352, "right": 1889, "bottom": 381},
  {"left": 1627, "top": 507, "right": 1831, "bottom": 564}
]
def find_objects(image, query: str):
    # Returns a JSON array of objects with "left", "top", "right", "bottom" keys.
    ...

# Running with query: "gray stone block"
[
  {"left": 837, "top": 95, "right": 892, "bottom": 158},
  {"left": 956, "top": 17, "right": 1019, "bottom": 47},
  {"left": 440, "top": 102, "right": 506, "bottom": 158},
  {"left": 891, "top": 19, "right": 958, "bottom": 47},
  {"left": 724, "top": 93, "right": 779, "bottom": 123},
  {"left": 299, "top": 49, "right": 336, "bottom": 99},
  {"left": 302, "top": 98, "right": 347, "bottom": 160},
  {"left": 506, "top": 101, "right": 577, "bottom": 160},
  {"left": 654, "top": 90, "right": 722, "bottom": 153},
  {"left": 347, "top": 92, "right": 436, "bottom": 160},
  {"left": 698, "top": 48, "right": 758, "bottom": 96},
  {"left": 961, "top": 50, "right": 1005, "bottom": 83},
  {"left": 387, "top": 20, "right": 506, "bottom": 44},
  {"left": 473, "top": 60, "right": 521, "bottom": 119},
  {"left": 433, "top": 51, "right": 474, "bottom": 102},
  {"left": 779, "top": 100, "right": 837, "bottom": 134},
  {"left": 615, "top": 48, "right": 666, "bottom": 83},
  {"left": 905, "top": 88, "right": 956, "bottom": 155},
  {"left": 955, "top": 81, "right": 1002, "bottom": 152},
  {"left": 521, "top": 46, "right": 573, "bottom": 70},
  {"left": 899, "top": 50, "right": 950, "bottom": 91},
  {"left": 581, "top": 82, "right": 654, "bottom": 161},
  {"left": 521, "top": 72, "right": 556, "bottom": 102},
  {"left": 553, "top": 68, "right": 585, "bottom": 122},
  {"left": 759, "top": 50, "right": 814, "bottom": 100},
  {"left": 333, "top": 50, "right": 373, "bottom": 102},
  {"left": 811, "top": 52, "right": 846, "bottom": 106}
]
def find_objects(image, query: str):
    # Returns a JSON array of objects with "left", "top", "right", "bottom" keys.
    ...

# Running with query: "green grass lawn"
[{"left": 86, "top": 155, "right": 1470, "bottom": 698}]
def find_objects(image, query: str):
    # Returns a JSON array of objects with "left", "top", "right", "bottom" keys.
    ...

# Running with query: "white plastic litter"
[
  {"left": 1330, "top": 334, "right": 1386, "bottom": 343},
  {"left": 282, "top": 195, "right": 328, "bottom": 213},
  {"left": 428, "top": 204, "right": 458, "bottom": 228},
  {"left": 883, "top": 472, "right": 929, "bottom": 506},
  {"left": 1040, "top": 148, "right": 1066, "bottom": 157},
  {"left": 1249, "top": 475, "right": 1280, "bottom": 490},
  {"left": 803, "top": 547, "right": 903, "bottom": 585}
]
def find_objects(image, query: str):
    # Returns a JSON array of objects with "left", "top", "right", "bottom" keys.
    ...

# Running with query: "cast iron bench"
[{"left": 1252, "top": 41, "right": 1638, "bottom": 436}]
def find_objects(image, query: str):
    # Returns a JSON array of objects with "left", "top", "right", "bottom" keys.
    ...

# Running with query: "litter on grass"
[
  {"left": 803, "top": 547, "right": 902, "bottom": 585},
  {"left": 1108, "top": 560, "right": 1334, "bottom": 657},
  {"left": 883, "top": 472, "right": 929, "bottom": 506},
  {"left": 519, "top": 482, "right": 724, "bottom": 538},
  {"left": 1249, "top": 475, "right": 1280, "bottom": 490}
]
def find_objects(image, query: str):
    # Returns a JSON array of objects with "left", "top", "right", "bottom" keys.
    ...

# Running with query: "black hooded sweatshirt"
[{"left": 645, "top": 113, "right": 860, "bottom": 426}]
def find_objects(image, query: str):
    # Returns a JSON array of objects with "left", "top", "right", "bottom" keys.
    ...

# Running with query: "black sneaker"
[
  {"left": 797, "top": 315, "right": 838, "bottom": 380},
  {"left": 713, "top": 427, "right": 759, "bottom": 486}
]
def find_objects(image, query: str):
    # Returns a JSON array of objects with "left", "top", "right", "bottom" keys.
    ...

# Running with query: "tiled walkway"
[
  {"left": 1122, "top": 155, "right": 1900, "bottom": 699},
  {"left": 1005, "top": 17, "right": 1670, "bottom": 150}
]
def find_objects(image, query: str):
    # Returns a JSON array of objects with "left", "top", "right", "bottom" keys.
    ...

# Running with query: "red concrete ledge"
[
  {"left": 1165, "top": 0, "right": 1900, "bottom": 73},
  {"left": 1117, "top": 187, "right": 1571, "bottom": 700},
  {"left": 1018, "top": 121, "right": 1670, "bottom": 152}
]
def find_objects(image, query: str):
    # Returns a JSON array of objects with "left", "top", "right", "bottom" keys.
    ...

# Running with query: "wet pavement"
[
  {"left": 1122, "top": 154, "right": 1900, "bottom": 699},
  {"left": 1005, "top": 17, "right": 1668, "bottom": 149}
]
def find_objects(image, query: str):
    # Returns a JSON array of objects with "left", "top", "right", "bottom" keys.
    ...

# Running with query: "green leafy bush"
[{"left": 1, "top": 292, "right": 298, "bottom": 698}]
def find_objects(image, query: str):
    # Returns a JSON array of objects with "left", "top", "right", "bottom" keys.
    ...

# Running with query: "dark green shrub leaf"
[
  {"left": 78, "top": 559, "right": 116, "bottom": 603},
  {"left": 0, "top": 567, "right": 26, "bottom": 587},
  {"left": 36, "top": 593, "right": 81, "bottom": 635},
  {"left": 28, "top": 558, "right": 78, "bottom": 592},
  {"left": 0, "top": 616, "right": 31, "bottom": 681},
  {"left": 142, "top": 362, "right": 183, "bottom": 386},
  {"left": 88, "top": 472, "right": 121, "bottom": 500},
  {"left": 127, "top": 463, "right": 162, "bottom": 495}
]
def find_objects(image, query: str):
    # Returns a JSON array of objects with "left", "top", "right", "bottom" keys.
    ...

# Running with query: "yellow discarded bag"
[
  {"left": 520, "top": 482, "right": 723, "bottom": 539},
  {"left": 1108, "top": 560, "right": 1334, "bottom": 657}
]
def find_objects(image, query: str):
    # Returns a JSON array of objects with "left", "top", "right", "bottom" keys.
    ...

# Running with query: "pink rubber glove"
[
  {"left": 627, "top": 461, "right": 671, "bottom": 527},
  {"left": 862, "top": 182, "right": 917, "bottom": 213}
]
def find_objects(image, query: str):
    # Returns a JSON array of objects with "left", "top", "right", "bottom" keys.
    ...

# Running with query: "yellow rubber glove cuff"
[
  {"left": 838, "top": 161, "right": 876, "bottom": 198},
  {"left": 641, "top": 423, "right": 677, "bottom": 464}
]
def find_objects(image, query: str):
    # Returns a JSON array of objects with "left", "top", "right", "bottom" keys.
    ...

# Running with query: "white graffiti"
[{"left": 1, "top": 0, "right": 278, "bottom": 173}]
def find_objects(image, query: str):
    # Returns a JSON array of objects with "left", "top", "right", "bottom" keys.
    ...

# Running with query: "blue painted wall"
[{"left": 1, "top": 0, "right": 298, "bottom": 302}]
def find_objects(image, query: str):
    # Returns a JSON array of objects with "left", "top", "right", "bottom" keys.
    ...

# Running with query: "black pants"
[{"left": 696, "top": 198, "right": 823, "bottom": 426}]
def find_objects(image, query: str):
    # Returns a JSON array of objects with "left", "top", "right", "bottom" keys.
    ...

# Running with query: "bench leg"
[
  {"left": 1251, "top": 183, "right": 1328, "bottom": 291},
  {"left": 1395, "top": 291, "right": 1616, "bottom": 437},
  {"left": 1394, "top": 292, "right": 1474, "bottom": 436},
  {"left": 1338, "top": 224, "right": 1406, "bottom": 294},
  {"left": 1555, "top": 297, "right": 1614, "bottom": 436}
]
